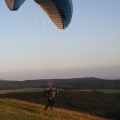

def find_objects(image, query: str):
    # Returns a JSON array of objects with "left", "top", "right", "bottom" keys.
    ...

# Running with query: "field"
[
  {"left": 0, "top": 89, "right": 120, "bottom": 120},
  {"left": 96, "top": 89, "right": 120, "bottom": 93},
  {"left": 1, "top": 88, "right": 120, "bottom": 94},
  {"left": 0, "top": 88, "right": 43, "bottom": 94},
  {"left": 0, "top": 98, "right": 108, "bottom": 120}
]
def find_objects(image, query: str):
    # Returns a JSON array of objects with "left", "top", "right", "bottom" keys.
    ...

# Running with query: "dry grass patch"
[{"left": 0, "top": 99, "right": 109, "bottom": 120}]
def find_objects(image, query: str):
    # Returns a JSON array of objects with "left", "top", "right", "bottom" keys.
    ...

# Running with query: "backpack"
[
  {"left": 43, "top": 90, "right": 51, "bottom": 99},
  {"left": 43, "top": 89, "right": 58, "bottom": 99}
]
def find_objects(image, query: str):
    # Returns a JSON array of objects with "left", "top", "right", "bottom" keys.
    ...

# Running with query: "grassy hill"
[
  {"left": 0, "top": 99, "right": 108, "bottom": 120},
  {"left": 1, "top": 90, "right": 120, "bottom": 119}
]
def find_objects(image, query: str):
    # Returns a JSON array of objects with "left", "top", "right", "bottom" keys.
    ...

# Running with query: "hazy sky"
[{"left": 0, "top": 0, "right": 120, "bottom": 80}]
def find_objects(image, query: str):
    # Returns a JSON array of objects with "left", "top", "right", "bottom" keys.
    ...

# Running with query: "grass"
[
  {"left": 71, "top": 90, "right": 94, "bottom": 92},
  {"left": 96, "top": 89, "right": 120, "bottom": 93},
  {"left": 0, "top": 98, "right": 109, "bottom": 120},
  {"left": 2, "top": 88, "right": 120, "bottom": 95},
  {"left": 0, "top": 88, "right": 44, "bottom": 94},
  {"left": 0, "top": 88, "right": 64, "bottom": 94}
]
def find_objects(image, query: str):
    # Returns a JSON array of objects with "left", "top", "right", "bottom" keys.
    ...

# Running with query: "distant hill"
[
  {"left": 0, "top": 77, "right": 120, "bottom": 90},
  {"left": 0, "top": 98, "right": 108, "bottom": 120}
]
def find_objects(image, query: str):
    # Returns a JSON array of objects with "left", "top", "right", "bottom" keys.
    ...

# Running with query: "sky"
[{"left": 0, "top": 0, "right": 120, "bottom": 80}]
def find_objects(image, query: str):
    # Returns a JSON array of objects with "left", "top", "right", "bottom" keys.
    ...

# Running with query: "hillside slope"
[{"left": 0, "top": 99, "right": 108, "bottom": 120}]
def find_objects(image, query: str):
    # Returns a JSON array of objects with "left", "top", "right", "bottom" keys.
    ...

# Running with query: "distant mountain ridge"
[{"left": 0, "top": 77, "right": 120, "bottom": 90}]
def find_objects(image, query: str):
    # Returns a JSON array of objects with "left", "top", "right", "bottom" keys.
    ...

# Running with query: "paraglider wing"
[
  {"left": 34, "top": 0, "right": 73, "bottom": 29},
  {"left": 5, "top": 0, "right": 26, "bottom": 11}
]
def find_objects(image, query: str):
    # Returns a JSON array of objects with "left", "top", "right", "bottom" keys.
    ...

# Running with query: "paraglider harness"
[{"left": 43, "top": 89, "right": 58, "bottom": 100}]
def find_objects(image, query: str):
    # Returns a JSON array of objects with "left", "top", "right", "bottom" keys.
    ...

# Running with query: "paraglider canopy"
[
  {"left": 5, "top": 0, "right": 26, "bottom": 11},
  {"left": 5, "top": 0, "right": 73, "bottom": 29},
  {"left": 34, "top": 0, "right": 73, "bottom": 29}
]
